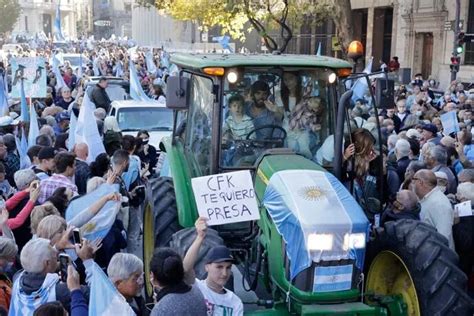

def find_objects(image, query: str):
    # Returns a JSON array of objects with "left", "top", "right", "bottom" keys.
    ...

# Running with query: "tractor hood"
[{"left": 262, "top": 169, "right": 369, "bottom": 280}]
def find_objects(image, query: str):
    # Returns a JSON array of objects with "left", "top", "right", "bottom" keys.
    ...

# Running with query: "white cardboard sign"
[
  {"left": 191, "top": 170, "right": 260, "bottom": 226},
  {"left": 454, "top": 200, "right": 473, "bottom": 217}
]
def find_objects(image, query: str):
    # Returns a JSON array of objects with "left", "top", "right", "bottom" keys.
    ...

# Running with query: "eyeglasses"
[{"left": 412, "top": 177, "right": 420, "bottom": 182}]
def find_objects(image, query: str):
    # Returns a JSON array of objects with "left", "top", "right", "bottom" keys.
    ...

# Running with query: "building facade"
[
  {"left": 351, "top": 0, "right": 473, "bottom": 89},
  {"left": 131, "top": 5, "right": 199, "bottom": 47},
  {"left": 13, "top": 0, "right": 79, "bottom": 39},
  {"left": 93, "top": 0, "right": 132, "bottom": 39}
]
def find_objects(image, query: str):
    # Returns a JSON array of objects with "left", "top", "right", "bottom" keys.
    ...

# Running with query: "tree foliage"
[
  {"left": 137, "top": 0, "right": 352, "bottom": 53},
  {"left": 0, "top": 0, "right": 21, "bottom": 35}
]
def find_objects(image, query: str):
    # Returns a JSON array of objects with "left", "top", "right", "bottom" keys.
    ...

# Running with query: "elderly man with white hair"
[
  {"left": 107, "top": 253, "right": 144, "bottom": 314},
  {"left": 453, "top": 182, "right": 474, "bottom": 275},
  {"left": 9, "top": 237, "right": 99, "bottom": 315},
  {"left": 9, "top": 238, "right": 72, "bottom": 314}
]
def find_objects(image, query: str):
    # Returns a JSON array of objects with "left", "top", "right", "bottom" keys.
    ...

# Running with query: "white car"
[
  {"left": 85, "top": 76, "right": 129, "bottom": 101},
  {"left": 109, "top": 100, "right": 173, "bottom": 148},
  {"left": 62, "top": 53, "right": 87, "bottom": 72}
]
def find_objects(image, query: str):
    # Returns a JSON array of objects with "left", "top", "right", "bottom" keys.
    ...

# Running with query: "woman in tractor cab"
[{"left": 342, "top": 128, "right": 383, "bottom": 221}]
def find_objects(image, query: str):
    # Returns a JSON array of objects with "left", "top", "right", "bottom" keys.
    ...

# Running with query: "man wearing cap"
[
  {"left": 33, "top": 147, "right": 56, "bottom": 181},
  {"left": 90, "top": 77, "right": 111, "bottom": 112},
  {"left": 421, "top": 123, "right": 441, "bottom": 146},
  {"left": 53, "top": 111, "right": 70, "bottom": 136},
  {"left": 184, "top": 218, "right": 243, "bottom": 316}
]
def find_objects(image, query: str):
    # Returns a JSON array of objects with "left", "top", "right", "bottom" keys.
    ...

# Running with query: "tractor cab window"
[
  {"left": 221, "top": 68, "right": 334, "bottom": 168},
  {"left": 185, "top": 75, "right": 214, "bottom": 175}
]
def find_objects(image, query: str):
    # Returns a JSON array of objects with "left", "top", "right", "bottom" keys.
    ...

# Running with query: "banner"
[{"left": 10, "top": 57, "right": 47, "bottom": 98}]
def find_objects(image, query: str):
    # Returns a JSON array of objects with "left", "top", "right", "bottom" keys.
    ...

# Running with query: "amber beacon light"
[{"left": 347, "top": 41, "right": 364, "bottom": 60}]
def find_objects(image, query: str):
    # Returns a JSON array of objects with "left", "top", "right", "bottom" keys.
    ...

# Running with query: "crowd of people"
[
  {"left": 343, "top": 76, "right": 474, "bottom": 282},
  {"left": 0, "top": 41, "right": 244, "bottom": 315},
  {"left": 0, "top": 38, "right": 473, "bottom": 315}
]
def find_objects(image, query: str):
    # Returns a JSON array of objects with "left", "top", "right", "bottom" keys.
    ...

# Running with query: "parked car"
[
  {"left": 109, "top": 100, "right": 173, "bottom": 148},
  {"left": 85, "top": 76, "right": 130, "bottom": 101}
]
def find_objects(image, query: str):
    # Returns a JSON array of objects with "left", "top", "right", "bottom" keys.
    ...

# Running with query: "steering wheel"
[{"left": 245, "top": 124, "right": 287, "bottom": 148}]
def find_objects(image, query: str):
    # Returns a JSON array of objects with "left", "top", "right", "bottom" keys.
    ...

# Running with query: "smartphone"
[
  {"left": 72, "top": 229, "right": 81, "bottom": 245},
  {"left": 59, "top": 254, "right": 70, "bottom": 282}
]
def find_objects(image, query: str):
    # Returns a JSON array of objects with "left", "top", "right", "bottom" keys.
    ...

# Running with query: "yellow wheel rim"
[
  {"left": 143, "top": 203, "right": 154, "bottom": 298},
  {"left": 366, "top": 250, "right": 421, "bottom": 316}
]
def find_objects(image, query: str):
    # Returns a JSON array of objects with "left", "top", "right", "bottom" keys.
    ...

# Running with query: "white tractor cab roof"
[
  {"left": 109, "top": 100, "right": 173, "bottom": 148},
  {"left": 85, "top": 76, "right": 130, "bottom": 101}
]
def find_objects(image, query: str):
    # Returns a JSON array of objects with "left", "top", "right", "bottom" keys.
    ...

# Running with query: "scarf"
[{"left": 155, "top": 281, "right": 191, "bottom": 303}]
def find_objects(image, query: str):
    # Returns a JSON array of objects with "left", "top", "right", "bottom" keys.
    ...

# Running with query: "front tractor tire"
[
  {"left": 143, "top": 177, "right": 181, "bottom": 301},
  {"left": 366, "top": 219, "right": 473, "bottom": 316},
  {"left": 170, "top": 227, "right": 224, "bottom": 279}
]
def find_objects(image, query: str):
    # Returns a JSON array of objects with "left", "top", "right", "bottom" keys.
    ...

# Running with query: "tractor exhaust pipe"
[{"left": 334, "top": 90, "right": 353, "bottom": 180}]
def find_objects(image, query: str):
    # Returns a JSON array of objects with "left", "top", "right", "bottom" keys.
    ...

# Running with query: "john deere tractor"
[{"left": 143, "top": 51, "right": 473, "bottom": 315}]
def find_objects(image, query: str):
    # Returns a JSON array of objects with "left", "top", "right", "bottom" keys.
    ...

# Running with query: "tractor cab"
[{"left": 165, "top": 54, "right": 351, "bottom": 177}]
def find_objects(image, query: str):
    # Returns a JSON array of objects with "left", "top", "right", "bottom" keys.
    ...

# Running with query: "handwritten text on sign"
[{"left": 191, "top": 170, "right": 260, "bottom": 226}]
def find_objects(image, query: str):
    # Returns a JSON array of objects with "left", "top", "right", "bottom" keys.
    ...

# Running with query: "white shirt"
[
  {"left": 195, "top": 279, "right": 243, "bottom": 316},
  {"left": 420, "top": 187, "right": 455, "bottom": 249}
]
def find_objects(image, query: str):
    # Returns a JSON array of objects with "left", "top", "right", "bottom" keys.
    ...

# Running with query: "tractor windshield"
[{"left": 221, "top": 68, "right": 335, "bottom": 167}]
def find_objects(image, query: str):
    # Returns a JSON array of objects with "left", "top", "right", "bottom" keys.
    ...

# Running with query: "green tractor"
[{"left": 143, "top": 52, "right": 472, "bottom": 315}]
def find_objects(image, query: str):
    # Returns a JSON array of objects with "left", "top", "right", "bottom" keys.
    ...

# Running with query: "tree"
[
  {"left": 137, "top": 0, "right": 352, "bottom": 54},
  {"left": 0, "top": 0, "right": 21, "bottom": 35}
]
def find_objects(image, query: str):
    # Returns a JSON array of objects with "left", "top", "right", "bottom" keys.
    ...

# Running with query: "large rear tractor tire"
[
  {"left": 169, "top": 227, "right": 224, "bottom": 279},
  {"left": 366, "top": 219, "right": 473, "bottom": 316}
]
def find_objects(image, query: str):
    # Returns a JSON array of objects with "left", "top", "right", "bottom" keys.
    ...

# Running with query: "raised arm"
[{"left": 183, "top": 217, "right": 208, "bottom": 285}]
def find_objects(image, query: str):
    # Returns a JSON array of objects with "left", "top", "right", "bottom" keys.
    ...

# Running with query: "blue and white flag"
[
  {"left": 0, "top": 71, "right": 9, "bottom": 116},
  {"left": 145, "top": 51, "right": 157, "bottom": 74},
  {"left": 212, "top": 35, "right": 233, "bottom": 53},
  {"left": 263, "top": 170, "right": 369, "bottom": 280},
  {"left": 52, "top": 54, "right": 66, "bottom": 92},
  {"left": 349, "top": 57, "right": 373, "bottom": 104},
  {"left": 15, "top": 127, "right": 30, "bottom": 169},
  {"left": 67, "top": 109, "right": 77, "bottom": 150},
  {"left": 66, "top": 183, "right": 120, "bottom": 240},
  {"left": 74, "top": 93, "right": 106, "bottom": 162},
  {"left": 114, "top": 60, "right": 123, "bottom": 77},
  {"left": 316, "top": 42, "right": 322, "bottom": 56},
  {"left": 89, "top": 262, "right": 136, "bottom": 316},
  {"left": 54, "top": 1, "right": 65, "bottom": 41},
  {"left": 19, "top": 80, "right": 29, "bottom": 122},
  {"left": 129, "top": 60, "right": 152, "bottom": 102},
  {"left": 28, "top": 102, "right": 39, "bottom": 148}
]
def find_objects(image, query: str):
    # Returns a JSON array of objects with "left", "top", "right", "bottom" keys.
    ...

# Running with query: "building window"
[{"left": 465, "top": 0, "right": 474, "bottom": 65}]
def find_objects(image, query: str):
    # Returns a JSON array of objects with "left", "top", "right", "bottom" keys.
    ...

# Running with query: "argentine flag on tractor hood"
[{"left": 263, "top": 170, "right": 369, "bottom": 284}]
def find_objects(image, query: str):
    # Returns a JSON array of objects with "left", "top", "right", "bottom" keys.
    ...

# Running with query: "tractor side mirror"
[
  {"left": 375, "top": 78, "right": 395, "bottom": 109},
  {"left": 166, "top": 76, "right": 190, "bottom": 110}
]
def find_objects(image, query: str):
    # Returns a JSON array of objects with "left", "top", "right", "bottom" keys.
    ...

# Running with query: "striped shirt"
[{"left": 39, "top": 174, "right": 78, "bottom": 204}]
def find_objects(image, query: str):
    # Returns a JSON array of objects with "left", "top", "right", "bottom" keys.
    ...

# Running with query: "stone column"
[{"left": 365, "top": 7, "right": 375, "bottom": 63}]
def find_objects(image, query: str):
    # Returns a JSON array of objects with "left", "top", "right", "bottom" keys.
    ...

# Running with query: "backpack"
[{"left": 0, "top": 274, "right": 12, "bottom": 312}]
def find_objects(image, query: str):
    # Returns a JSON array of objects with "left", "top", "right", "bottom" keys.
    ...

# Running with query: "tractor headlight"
[
  {"left": 343, "top": 233, "right": 366, "bottom": 250},
  {"left": 328, "top": 72, "right": 337, "bottom": 84},
  {"left": 307, "top": 233, "right": 333, "bottom": 251}
]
